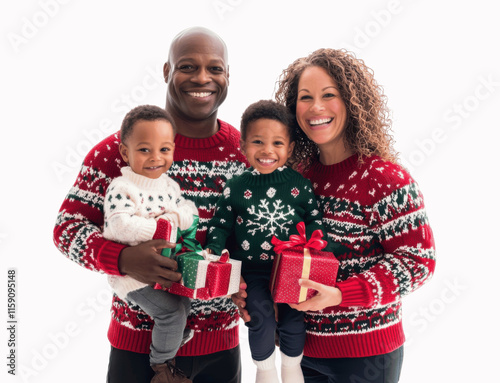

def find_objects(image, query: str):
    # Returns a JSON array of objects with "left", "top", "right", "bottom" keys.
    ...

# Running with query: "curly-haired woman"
[{"left": 271, "top": 48, "right": 436, "bottom": 382}]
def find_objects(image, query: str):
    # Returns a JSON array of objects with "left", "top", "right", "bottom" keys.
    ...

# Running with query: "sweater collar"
[
  {"left": 243, "top": 166, "right": 292, "bottom": 185},
  {"left": 174, "top": 119, "right": 232, "bottom": 149},
  {"left": 120, "top": 166, "right": 167, "bottom": 190},
  {"left": 308, "top": 154, "right": 359, "bottom": 177}
]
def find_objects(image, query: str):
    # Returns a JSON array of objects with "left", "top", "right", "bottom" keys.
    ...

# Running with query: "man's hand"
[
  {"left": 118, "top": 239, "right": 181, "bottom": 288},
  {"left": 231, "top": 277, "right": 251, "bottom": 322}
]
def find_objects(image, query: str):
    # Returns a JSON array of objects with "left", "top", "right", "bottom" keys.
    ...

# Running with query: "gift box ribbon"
[
  {"left": 161, "top": 215, "right": 202, "bottom": 258},
  {"left": 271, "top": 222, "right": 327, "bottom": 253},
  {"left": 271, "top": 222, "right": 327, "bottom": 302}
]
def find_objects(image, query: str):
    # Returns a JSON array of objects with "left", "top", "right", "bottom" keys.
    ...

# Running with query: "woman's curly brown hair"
[{"left": 274, "top": 48, "right": 398, "bottom": 170}]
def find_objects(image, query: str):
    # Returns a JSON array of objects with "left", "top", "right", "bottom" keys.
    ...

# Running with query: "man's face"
[{"left": 164, "top": 33, "right": 229, "bottom": 122}]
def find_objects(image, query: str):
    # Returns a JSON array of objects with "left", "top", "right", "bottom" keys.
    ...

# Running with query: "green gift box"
[{"left": 177, "top": 252, "right": 205, "bottom": 289}]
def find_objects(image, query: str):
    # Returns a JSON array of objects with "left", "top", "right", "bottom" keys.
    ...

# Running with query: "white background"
[{"left": 1, "top": 0, "right": 499, "bottom": 382}]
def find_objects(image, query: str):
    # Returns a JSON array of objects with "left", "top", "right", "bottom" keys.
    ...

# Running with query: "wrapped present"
[
  {"left": 177, "top": 252, "right": 205, "bottom": 289},
  {"left": 205, "top": 251, "right": 241, "bottom": 297},
  {"left": 168, "top": 251, "right": 241, "bottom": 300},
  {"left": 158, "top": 216, "right": 242, "bottom": 299},
  {"left": 269, "top": 222, "right": 339, "bottom": 304}
]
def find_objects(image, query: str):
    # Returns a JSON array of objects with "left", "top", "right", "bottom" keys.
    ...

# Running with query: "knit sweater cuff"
[
  {"left": 337, "top": 278, "right": 374, "bottom": 308},
  {"left": 97, "top": 240, "right": 128, "bottom": 276}
]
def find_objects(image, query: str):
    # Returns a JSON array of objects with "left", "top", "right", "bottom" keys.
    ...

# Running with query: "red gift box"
[
  {"left": 269, "top": 223, "right": 339, "bottom": 304},
  {"left": 167, "top": 251, "right": 242, "bottom": 300}
]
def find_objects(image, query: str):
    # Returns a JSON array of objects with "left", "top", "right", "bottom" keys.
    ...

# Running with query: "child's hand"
[{"left": 231, "top": 276, "right": 251, "bottom": 322}]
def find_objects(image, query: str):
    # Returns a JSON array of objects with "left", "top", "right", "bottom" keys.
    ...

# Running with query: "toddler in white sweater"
[{"left": 103, "top": 105, "right": 197, "bottom": 383}]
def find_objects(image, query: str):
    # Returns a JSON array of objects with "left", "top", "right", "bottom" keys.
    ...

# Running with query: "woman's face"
[{"left": 295, "top": 66, "right": 348, "bottom": 157}]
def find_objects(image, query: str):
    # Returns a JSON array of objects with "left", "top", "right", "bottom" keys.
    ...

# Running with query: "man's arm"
[{"left": 53, "top": 133, "right": 180, "bottom": 287}]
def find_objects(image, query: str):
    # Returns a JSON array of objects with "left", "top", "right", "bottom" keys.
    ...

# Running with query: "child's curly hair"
[
  {"left": 240, "top": 99, "right": 300, "bottom": 167},
  {"left": 274, "top": 48, "right": 398, "bottom": 170}
]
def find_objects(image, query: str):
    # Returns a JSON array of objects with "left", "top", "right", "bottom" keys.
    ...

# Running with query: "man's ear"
[
  {"left": 119, "top": 143, "right": 129, "bottom": 163},
  {"left": 163, "top": 62, "right": 170, "bottom": 83}
]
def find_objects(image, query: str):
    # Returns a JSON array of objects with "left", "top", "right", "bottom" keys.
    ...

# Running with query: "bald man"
[{"left": 54, "top": 27, "right": 247, "bottom": 383}]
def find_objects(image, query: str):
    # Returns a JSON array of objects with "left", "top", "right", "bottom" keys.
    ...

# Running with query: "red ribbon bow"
[
  {"left": 271, "top": 222, "right": 327, "bottom": 253},
  {"left": 219, "top": 250, "right": 230, "bottom": 263}
]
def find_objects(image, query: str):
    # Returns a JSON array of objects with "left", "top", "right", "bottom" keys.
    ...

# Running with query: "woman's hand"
[
  {"left": 231, "top": 277, "right": 251, "bottom": 322},
  {"left": 289, "top": 279, "right": 342, "bottom": 312}
]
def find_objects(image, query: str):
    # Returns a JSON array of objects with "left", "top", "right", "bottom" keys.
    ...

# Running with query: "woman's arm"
[{"left": 291, "top": 172, "right": 436, "bottom": 312}]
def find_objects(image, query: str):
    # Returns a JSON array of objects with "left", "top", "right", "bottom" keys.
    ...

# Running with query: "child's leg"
[
  {"left": 244, "top": 273, "right": 279, "bottom": 383},
  {"left": 127, "top": 286, "right": 190, "bottom": 365},
  {"left": 253, "top": 349, "right": 279, "bottom": 383},
  {"left": 180, "top": 295, "right": 193, "bottom": 347},
  {"left": 277, "top": 303, "right": 306, "bottom": 383}
]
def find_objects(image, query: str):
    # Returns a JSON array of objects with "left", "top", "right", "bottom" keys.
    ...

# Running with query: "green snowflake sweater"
[{"left": 206, "top": 166, "right": 325, "bottom": 276}]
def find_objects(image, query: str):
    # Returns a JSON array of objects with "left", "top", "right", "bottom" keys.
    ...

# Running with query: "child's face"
[
  {"left": 240, "top": 118, "right": 294, "bottom": 174},
  {"left": 119, "top": 119, "right": 175, "bottom": 179}
]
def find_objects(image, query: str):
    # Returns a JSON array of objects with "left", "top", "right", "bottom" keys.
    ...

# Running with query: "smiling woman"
[
  {"left": 271, "top": 48, "right": 436, "bottom": 383},
  {"left": 295, "top": 66, "right": 349, "bottom": 165}
]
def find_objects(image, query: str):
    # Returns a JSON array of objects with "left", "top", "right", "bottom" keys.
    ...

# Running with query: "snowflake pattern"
[
  {"left": 261, "top": 241, "right": 272, "bottom": 250},
  {"left": 242, "top": 240, "right": 250, "bottom": 250},
  {"left": 246, "top": 199, "right": 295, "bottom": 237},
  {"left": 267, "top": 187, "right": 276, "bottom": 198}
]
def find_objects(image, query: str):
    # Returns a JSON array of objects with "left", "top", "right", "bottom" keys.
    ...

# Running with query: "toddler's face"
[
  {"left": 119, "top": 119, "right": 175, "bottom": 179},
  {"left": 241, "top": 118, "right": 294, "bottom": 174}
]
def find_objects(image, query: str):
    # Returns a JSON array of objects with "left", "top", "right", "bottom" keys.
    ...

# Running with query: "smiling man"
[
  {"left": 164, "top": 28, "right": 229, "bottom": 138},
  {"left": 54, "top": 27, "right": 247, "bottom": 383}
]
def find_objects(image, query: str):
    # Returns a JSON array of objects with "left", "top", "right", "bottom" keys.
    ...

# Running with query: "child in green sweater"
[{"left": 206, "top": 100, "right": 326, "bottom": 383}]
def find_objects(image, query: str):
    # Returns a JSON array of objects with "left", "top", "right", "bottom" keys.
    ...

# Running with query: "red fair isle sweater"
[
  {"left": 54, "top": 120, "right": 248, "bottom": 356},
  {"left": 302, "top": 154, "right": 435, "bottom": 358}
]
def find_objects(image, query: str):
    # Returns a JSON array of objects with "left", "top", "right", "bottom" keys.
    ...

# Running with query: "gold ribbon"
[{"left": 298, "top": 248, "right": 312, "bottom": 302}]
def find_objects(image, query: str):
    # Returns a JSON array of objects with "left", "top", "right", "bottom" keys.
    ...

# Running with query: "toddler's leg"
[
  {"left": 127, "top": 286, "right": 189, "bottom": 365},
  {"left": 180, "top": 295, "right": 193, "bottom": 347}
]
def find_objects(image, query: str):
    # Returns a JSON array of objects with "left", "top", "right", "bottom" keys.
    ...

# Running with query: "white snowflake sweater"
[
  {"left": 103, "top": 166, "right": 198, "bottom": 299},
  {"left": 206, "top": 166, "right": 325, "bottom": 276}
]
